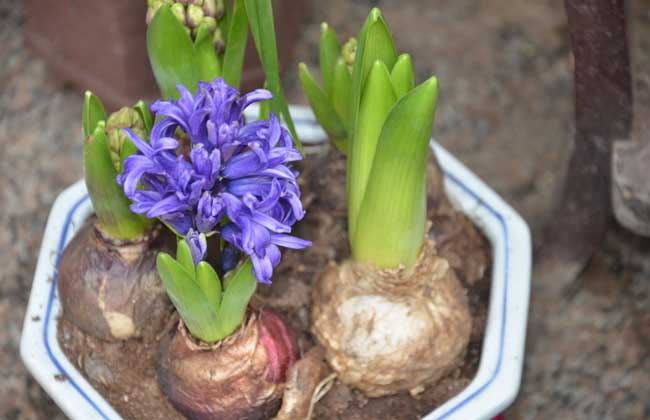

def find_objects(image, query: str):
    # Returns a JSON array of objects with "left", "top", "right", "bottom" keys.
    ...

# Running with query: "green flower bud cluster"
[
  {"left": 147, "top": 0, "right": 225, "bottom": 51},
  {"left": 106, "top": 107, "right": 147, "bottom": 173},
  {"left": 341, "top": 38, "right": 357, "bottom": 71}
]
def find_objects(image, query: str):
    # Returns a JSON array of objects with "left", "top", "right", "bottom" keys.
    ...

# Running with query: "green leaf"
[
  {"left": 196, "top": 261, "right": 222, "bottom": 310},
  {"left": 157, "top": 253, "right": 222, "bottom": 342},
  {"left": 194, "top": 23, "right": 222, "bottom": 81},
  {"left": 133, "top": 100, "right": 153, "bottom": 135},
  {"left": 84, "top": 122, "right": 151, "bottom": 240},
  {"left": 298, "top": 63, "right": 346, "bottom": 151},
  {"left": 348, "top": 8, "right": 397, "bottom": 171},
  {"left": 348, "top": 8, "right": 397, "bottom": 162},
  {"left": 220, "top": 0, "right": 232, "bottom": 39},
  {"left": 352, "top": 76, "right": 439, "bottom": 269},
  {"left": 348, "top": 60, "right": 397, "bottom": 238},
  {"left": 147, "top": 5, "right": 201, "bottom": 99},
  {"left": 176, "top": 239, "right": 196, "bottom": 278},
  {"left": 331, "top": 57, "right": 353, "bottom": 131},
  {"left": 118, "top": 138, "right": 138, "bottom": 174},
  {"left": 390, "top": 54, "right": 415, "bottom": 98},
  {"left": 82, "top": 91, "right": 107, "bottom": 138},
  {"left": 243, "top": 0, "right": 301, "bottom": 151},
  {"left": 319, "top": 22, "right": 341, "bottom": 97},
  {"left": 216, "top": 259, "right": 257, "bottom": 339},
  {"left": 222, "top": 0, "right": 249, "bottom": 88}
]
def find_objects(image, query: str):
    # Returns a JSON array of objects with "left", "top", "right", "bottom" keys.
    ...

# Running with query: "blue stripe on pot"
[
  {"left": 42, "top": 195, "right": 112, "bottom": 420},
  {"left": 432, "top": 170, "right": 509, "bottom": 420},
  {"left": 42, "top": 168, "right": 510, "bottom": 420}
]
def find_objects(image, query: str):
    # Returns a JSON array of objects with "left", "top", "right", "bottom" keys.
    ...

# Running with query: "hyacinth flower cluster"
[
  {"left": 117, "top": 78, "right": 309, "bottom": 343},
  {"left": 119, "top": 78, "right": 310, "bottom": 285}
]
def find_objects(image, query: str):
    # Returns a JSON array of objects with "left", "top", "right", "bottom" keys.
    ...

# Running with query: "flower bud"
[
  {"left": 203, "top": 0, "right": 224, "bottom": 19},
  {"left": 342, "top": 37, "right": 357, "bottom": 71},
  {"left": 106, "top": 107, "right": 146, "bottom": 173},
  {"left": 186, "top": 3, "right": 204, "bottom": 28},
  {"left": 146, "top": 0, "right": 168, "bottom": 25},
  {"left": 170, "top": 2, "right": 187, "bottom": 25},
  {"left": 201, "top": 15, "right": 217, "bottom": 32}
]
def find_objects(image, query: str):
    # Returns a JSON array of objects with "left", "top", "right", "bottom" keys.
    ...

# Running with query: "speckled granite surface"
[{"left": 2, "top": 0, "right": 649, "bottom": 419}]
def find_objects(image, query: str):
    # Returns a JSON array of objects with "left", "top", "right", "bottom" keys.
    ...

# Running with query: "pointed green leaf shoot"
[
  {"left": 194, "top": 23, "right": 223, "bottom": 81},
  {"left": 84, "top": 122, "right": 151, "bottom": 240},
  {"left": 217, "top": 259, "right": 257, "bottom": 339},
  {"left": 348, "top": 60, "right": 397, "bottom": 237},
  {"left": 319, "top": 22, "right": 341, "bottom": 97},
  {"left": 243, "top": 0, "right": 301, "bottom": 150},
  {"left": 156, "top": 239, "right": 260, "bottom": 343},
  {"left": 147, "top": 5, "right": 201, "bottom": 99},
  {"left": 331, "top": 57, "right": 353, "bottom": 132},
  {"left": 82, "top": 91, "right": 107, "bottom": 138},
  {"left": 352, "top": 76, "right": 439, "bottom": 269},
  {"left": 196, "top": 261, "right": 222, "bottom": 311},
  {"left": 348, "top": 8, "right": 398, "bottom": 161},
  {"left": 298, "top": 63, "right": 347, "bottom": 151},
  {"left": 157, "top": 253, "right": 222, "bottom": 342},
  {"left": 222, "top": 0, "right": 249, "bottom": 88},
  {"left": 390, "top": 53, "right": 415, "bottom": 99},
  {"left": 176, "top": 238, "right": 197, "bottom": 278}
]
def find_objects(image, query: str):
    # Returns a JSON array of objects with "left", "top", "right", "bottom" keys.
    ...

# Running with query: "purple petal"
[
  {"left": 186, "top": 230, "right": 207, "bottom": 265},
  {"left": 271, "top": 234, "right": 312, "bottom": 249},
  {"left": 146, "top": 194, "right": 190, "bottom": 218}
]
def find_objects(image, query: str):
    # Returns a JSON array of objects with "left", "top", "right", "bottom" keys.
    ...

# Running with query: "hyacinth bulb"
[
  {"left": 311, "top": 240, "right": 471, "bottom": 396},
  {"left": 58, "top": 219, "right": 174, "bottom": 341},
  {"left": 157, "top": 308, "right": 299, "bottom": 419}
]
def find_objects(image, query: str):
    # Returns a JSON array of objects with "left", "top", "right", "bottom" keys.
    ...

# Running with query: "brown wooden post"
[{"left": 535, "top": 0, "right": 632, "bottom": 289}]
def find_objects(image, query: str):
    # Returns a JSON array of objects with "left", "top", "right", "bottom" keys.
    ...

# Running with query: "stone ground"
[{"left": 1, "top": 0, "right": 649, "bottom": 419}]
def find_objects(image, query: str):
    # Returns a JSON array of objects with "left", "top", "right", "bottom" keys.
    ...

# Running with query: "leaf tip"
[
  {"left": 156, "top": 252, "right": 171, "bottom": 269},
  {"left": 369, "top": 7, "right": 383, "bottom": 22},
  {"left": 422, "top": 75, "right": 439, "bottom": 93}
]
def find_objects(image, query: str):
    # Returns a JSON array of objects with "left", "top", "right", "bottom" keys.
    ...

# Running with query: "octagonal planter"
[{"left": 20, "top": 105, "right": 531, "bottom": 420}]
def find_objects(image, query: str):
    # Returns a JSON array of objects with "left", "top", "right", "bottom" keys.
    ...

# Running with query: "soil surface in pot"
[{"left": 58, "top": 149, "right": 492, "bottom": 419}]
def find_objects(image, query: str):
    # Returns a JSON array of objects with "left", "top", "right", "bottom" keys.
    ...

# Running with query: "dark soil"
[{"left": 57, "top": 148, "right": 492, "bottom": 419}]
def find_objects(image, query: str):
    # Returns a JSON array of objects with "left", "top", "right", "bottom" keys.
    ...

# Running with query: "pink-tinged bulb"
[
  {"left": 157, "top": 308, "right": 300, "bottom": 420},
  {"left": 258, "top": 308, "right": 300, "bottom": 383}
]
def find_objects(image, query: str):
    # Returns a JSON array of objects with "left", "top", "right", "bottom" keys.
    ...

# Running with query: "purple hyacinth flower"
[{"left": 118, "top": 78, "right": 310, "bottom": 283}]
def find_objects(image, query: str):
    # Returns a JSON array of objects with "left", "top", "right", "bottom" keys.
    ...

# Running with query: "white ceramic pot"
[{"left": 20, "top": 105, "right": 531, "bottom": 420}]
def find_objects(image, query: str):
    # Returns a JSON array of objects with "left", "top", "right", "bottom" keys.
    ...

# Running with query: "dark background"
[{"left": 1, "top": 0, "right": 649, "bottom": 418}]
